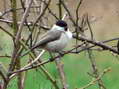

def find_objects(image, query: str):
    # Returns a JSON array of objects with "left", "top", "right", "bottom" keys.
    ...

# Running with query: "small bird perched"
[{"left": 23, "top": 20, "right": 72, "bottom": 56}]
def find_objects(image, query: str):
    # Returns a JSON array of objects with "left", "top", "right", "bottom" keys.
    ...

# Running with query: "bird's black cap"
[{"left": 56, "top": 20, "right": 67, "bottom": 27}]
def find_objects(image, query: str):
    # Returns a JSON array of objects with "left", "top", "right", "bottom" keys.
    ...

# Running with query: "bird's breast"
[{"left": 45, "top": 33, "right": 70, "bottom": 52}]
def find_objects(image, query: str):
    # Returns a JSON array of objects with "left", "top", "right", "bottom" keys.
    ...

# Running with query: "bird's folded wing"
[{"left": 31, "top": 30, "right": 63, "bottom": 49}]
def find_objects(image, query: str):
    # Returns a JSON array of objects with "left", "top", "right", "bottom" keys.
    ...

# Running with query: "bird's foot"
[
  {"left": 58, "top": 51, "right": 65, "bottom": 57},
  {"left": 49, "top": 58, "right": 54, "bottom": 62}
]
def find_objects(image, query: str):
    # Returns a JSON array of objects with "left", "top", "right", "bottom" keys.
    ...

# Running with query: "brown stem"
[{"left": 55, "top": 58, "right": 68, "bottom": 89}]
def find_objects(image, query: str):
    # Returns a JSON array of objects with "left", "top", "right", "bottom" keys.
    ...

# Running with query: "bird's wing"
[{"left": 31, "top": 30, "right": 63, "bottom": 49}]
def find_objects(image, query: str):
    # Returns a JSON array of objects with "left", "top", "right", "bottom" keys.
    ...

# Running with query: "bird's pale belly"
[{"left": 45, "top": 33, "right": 69, "bottom": 52}]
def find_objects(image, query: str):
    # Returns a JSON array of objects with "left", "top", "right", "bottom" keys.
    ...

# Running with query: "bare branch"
[
  {"left": 78, "top": 68, "right": 111, "bottom": 89},
  {"left": 73, "top": 35, "right": 119, "bottom": 54}
]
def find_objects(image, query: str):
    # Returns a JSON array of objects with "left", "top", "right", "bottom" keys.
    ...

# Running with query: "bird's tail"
[{"left": 20, "top": 45, "right": 37, "bottom": 58}]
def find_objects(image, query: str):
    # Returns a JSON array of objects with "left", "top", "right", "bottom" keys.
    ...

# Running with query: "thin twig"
[
  {"left": 73, "top": 35, "right": 119, "bottom": 54},
  {"left": 87, "top": 50, "right": 106, "bottom": 89},
  {"left": 0, "top": 18, "right": 50, "bottom": 30},
  {"left": 15, "top": 0, "right": 33, "bottom": 44},
  {"left": 78, "top": 68, "right": 111, "bottom": 89},
  {"left": 32, "top": 0, "right": 51, "bottom": 30}
]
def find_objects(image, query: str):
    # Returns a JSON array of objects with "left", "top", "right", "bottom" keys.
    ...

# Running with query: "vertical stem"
[
  {"left": 8, "top": 0, "right": 22, "bottom": 89},
  {"left": 3, "top": 0, "right": 7, "bottom": 16},
  {"left": 10, "top": 0, "right": 18, "bottom": 35},
  {"left": 9, "top": 0, "right": 18, "bottom": 72},
  {"left": 16, "top": 59, "right": 22, "bottom": 89},
  {"left": 58, "top": 0, "right": 62, "bottom": 20},
  {"left": 88, "top": 50, "right": 106, "bottom": 89},
  {"left": 3, "top": 81, "right": 8, "bottom": 89},
  {"left": 55, "top": 57, "right": 68, "bottom": 89}
]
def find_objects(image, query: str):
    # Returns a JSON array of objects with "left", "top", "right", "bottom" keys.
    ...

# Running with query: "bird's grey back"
[{"left": 31, "top": 30, "right": 63, "bottom": 49}]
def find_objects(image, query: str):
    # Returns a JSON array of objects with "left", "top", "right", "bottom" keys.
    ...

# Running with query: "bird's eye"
[{"left": 65, "top": 27, "right": 67, "bottom": 31}]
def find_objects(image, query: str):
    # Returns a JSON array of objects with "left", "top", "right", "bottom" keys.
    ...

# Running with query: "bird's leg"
[
  {"left": 49, "top": 52, "right": 55, "bottom": 61},
  {"left": 58, "top": 51, "right": 65, "bottom": 57},
  {"left": 48, "top": 51, "right": 65, "bottom": 61}
]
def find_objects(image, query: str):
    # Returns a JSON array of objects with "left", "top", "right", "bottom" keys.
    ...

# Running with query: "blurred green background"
[{"left": 1, "top": 50, "right": 119, "bottom": 89}]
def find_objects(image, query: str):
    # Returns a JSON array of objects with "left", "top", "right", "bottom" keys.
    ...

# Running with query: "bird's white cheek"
[{"left": 66, "top": 30, "right": 72, "bottom": 39}]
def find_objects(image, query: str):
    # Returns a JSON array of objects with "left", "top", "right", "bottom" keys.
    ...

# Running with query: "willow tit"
[{"left": 23, "top": 20, "right": 72, "bottom": 56}]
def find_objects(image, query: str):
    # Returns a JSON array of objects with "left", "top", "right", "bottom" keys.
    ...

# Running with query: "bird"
[{"left": 22, "top": 20, "right": 72, "bottom": 57}]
